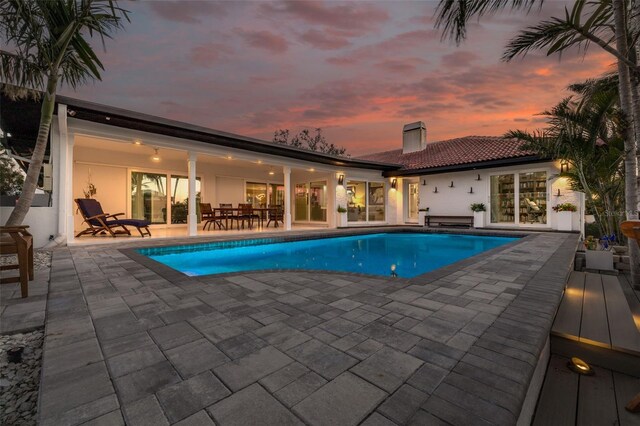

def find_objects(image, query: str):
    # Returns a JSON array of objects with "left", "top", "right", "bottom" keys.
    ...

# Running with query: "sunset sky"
[{"left": 62, "top": 1, "right": 613, "bottom": 156}]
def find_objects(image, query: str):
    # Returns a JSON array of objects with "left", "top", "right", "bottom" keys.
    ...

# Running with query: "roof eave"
[
  {"left": 56, "top": 95, "right": 401, "bottom": 171},
  {"left": 382, "top": 155, "right": 548, "bottom": 177}
]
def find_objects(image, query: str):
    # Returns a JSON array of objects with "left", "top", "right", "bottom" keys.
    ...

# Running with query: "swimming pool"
[{"left": 139, "top": 233, "right": 518, "bottom": 278}]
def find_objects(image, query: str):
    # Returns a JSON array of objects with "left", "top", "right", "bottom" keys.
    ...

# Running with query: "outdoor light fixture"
[
  {"left": 390, "top": 264, "right": 397, "bottom": 277},
  {"left": 468, "top": 187, "right": 474, "bottom": 194},
  {"left": 309, "top": 168, "right": 315, "bottom": 172},
  {"left": 567, "top": 357, "right": 593, "bottom": 375},
  {"left": 6, "top": 132, "right": 12, "bottom": 138},
  {"left": 67, "top": 109, "right": 76, "bottom": 117},
  {"left": 105, "top": 116, "right": 111, "bottom": 121},
  {"left": 422, "top": 179, "right": 427, "bottom": 186},
  {"left": 560, "top": 160, "right": 569, "bottom": 173},
  {"left": 338, "top": 174, "right": 345, "bottom": 186},
  {"left": 433, "top": 186, "right": 438, "bottom": 193},
  {"left": 391, "top": 179, "right": 397, "bottom": 190},
  {"left": 151, "top": 148, "right": 161, "bottom": 162},
  {"left": 555, "top": 188, "right": 562, "bottom": 197},
  {"left": 449, "top": 181, "right": 454, "bottom": 188},
  {"left": 476, "top": 174, "right": 481, "bottom": 181},
  {"left": 268, "top": 168, "right": 275, "bottom": 176},
  {"left": 133, "top": 139, "right": 142, "bottom": 145}
]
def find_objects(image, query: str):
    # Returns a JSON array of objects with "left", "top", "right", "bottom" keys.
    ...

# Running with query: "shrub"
[
  {"left": 337, "top": 205, "right": 347, "bottom": 213},
  {"left": 552, "top": 203, "right": 577, "bottom": 212},
  {"left": 470, "top": 203, "right": 486, "bottom": 212}
]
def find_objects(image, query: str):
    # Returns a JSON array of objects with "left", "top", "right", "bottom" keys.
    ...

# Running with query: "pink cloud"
[
  {"left": 440, "top": 51, "right": 480, "bottom": 68},
  {"left": 235, "top": 29, "right": 288, "bottom": 53},
  {"left": 147, "top": 1, "right": 228, "bottom": 24},
  {"left": 299, "top": 29, "right": 351, "bottom": 50},
  {"left": 260, "top": 1, "right": 389, "bottom": 34},
  {"left": 189, "top": 42, "right": 234, "bottom": 67}
]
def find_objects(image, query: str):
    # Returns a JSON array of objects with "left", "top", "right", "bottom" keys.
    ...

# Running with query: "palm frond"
[{"left": 435, "top": 0, "right": 541, "bottom": 44}]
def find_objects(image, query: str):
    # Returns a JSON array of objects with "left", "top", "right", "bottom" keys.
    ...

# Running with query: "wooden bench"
[{"left": 425, "top": 215, "right": 474, "bottom": 228}]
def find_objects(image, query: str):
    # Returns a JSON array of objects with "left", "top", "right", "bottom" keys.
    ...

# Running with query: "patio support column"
[
  {"left": 188, "top": 152, "right": 197, "bottom": 236},
  {"left": 283, "top": 166, "right": 292, "bottom": 230}
]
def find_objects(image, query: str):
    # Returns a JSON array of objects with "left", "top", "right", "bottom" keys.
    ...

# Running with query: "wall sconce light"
[
  {"left": 338, "top": 174, "right": 345, "bottom": 186},
  {"left": 560, "top": 160, "right": 569, "bottom": 173},
  {"left": 151, "top": 148, "right": 161, "bottom": 162},
  {"left": 567, "top": 357, "right": 593, "bottom": 375},
  {"left": 555, "top": 188, "right": 562, "bottom": 197},
  {"left": 391, "top": 179, "right": 397, "bottom": 190},
  {"left": 422, "top": 179, "right": 427, "bottom": 186},
  {"left": 449, "top": 181, "right": 454, "bottom": 188},
  {"left": 468, "top": 187, "right": 474, "bottom": 194},
  {"left": 476, "top": 174, "right": 481, "bottom": 181},
  {"left": 433, "top": 186, "right": 438, "bottom": 193}
]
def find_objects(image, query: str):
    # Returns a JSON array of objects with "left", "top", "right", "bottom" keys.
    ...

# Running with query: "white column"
[
  {"left": 188, "top": 152, "right": 197, "bottom": 236},
  {"left": 283, "top": 166, "right": 292, "bottom": 230},
  {"left": 65, "top": 134, "right": 75, "bottom": 243}
]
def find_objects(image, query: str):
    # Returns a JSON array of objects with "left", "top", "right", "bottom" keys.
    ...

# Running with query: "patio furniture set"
[{"left": 200, "top": 203, "right": 284, "bottom": 231}]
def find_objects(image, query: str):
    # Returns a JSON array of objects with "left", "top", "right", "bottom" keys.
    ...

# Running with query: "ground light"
[{"left": 567, "top": 357, "right": 594, "bottom": 375}]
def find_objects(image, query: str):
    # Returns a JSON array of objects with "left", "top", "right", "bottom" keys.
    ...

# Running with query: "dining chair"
[{"left": 219, "top": 203, "right": 239, "bottom": 230}]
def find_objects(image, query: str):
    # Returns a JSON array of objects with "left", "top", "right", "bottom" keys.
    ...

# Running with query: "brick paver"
[{"left": 36, "top": 228, "right": 578, "bottom": 425}]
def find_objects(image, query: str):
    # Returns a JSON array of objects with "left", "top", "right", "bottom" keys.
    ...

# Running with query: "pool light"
[
  {"left": 390, "top": 264, "right": 397, "bottom": 277},
  {"left": 567, "top": 357, "right": 593, "bottom": 375}
]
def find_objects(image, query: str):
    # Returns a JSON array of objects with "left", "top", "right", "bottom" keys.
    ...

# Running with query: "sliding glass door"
[
  {"left": 131, "top": 171, "right": 201, "bottom": 225},
  {"left": 131, "top": 172, "right": 167, "bottom": 224}
]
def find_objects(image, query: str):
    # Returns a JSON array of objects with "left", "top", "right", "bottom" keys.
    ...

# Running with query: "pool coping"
[
  {"left": 37, "top": 227, "right": 580, "bottom": 425},
  {"left": 120, "top": 227, "right": 532, "bottom": 283}
]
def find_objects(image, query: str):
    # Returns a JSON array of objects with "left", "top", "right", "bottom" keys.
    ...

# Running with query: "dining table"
[{"left": 209, "top": 206, "right": 283, "bottom": 230}]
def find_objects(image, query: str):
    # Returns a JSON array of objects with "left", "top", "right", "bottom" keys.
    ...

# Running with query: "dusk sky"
[{"left": 62, "top": 0, "right": 613, "bottom": 156}]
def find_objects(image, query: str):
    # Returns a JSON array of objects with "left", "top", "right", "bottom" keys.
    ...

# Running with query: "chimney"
[{"left": 402, "top": 121, "right": 426, "bottom": 154}]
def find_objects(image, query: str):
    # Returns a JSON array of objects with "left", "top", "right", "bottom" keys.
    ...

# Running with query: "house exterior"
[{"left": 0, "top": 96, "right": 584, "bottom": 248}]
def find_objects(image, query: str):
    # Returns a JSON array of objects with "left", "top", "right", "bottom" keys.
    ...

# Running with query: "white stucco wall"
[
  {"left": 417, "top": 161, "right": 582, "bottom": 230},
  {"left": 0, "top": 207, "right": 57, "bottom": 248}
]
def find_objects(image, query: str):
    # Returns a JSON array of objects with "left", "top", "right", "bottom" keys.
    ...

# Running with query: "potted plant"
[
  {"left": 418, "top": 207, "right": 429, "bottom": 227},
  {"left": 336, "top": 205, "right": 348, "bottom": 227},
  {"left": 470, "top": 203, "right": 486, "bottom": 228},
  {"left": 552, "top": 202, "right": 576, "bottom": 231},
  {"left": 583, "top": 235, "right": 614, "bottom": 271}
]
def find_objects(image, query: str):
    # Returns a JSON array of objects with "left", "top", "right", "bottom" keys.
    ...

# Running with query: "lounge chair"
[{"left": 75, "top": 198, "right": 151, "bottom": 237}]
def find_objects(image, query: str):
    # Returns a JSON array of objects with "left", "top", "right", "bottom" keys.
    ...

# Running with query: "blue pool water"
[{"left": 140, "top": 233, "right": 518, "bottom": 278}]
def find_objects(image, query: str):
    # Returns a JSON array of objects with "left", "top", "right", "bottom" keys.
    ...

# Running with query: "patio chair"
[
  {"left": 266, "top": 204, "right": 284, "bottom": 228},
  {"left": 237, "top": 203, "right": 256, "bottom": 229},
  {"left": 200, "top": 203, "right": 223, "bottom": 230},
  {"left": 219, "top": 203, "right": 239, "bottom": 230},
  {"left": 75, "top": 198, "right": 151, "bottom": 238},
  {"left": 0, "top": 226, "right": 33, "bottom": 298}
]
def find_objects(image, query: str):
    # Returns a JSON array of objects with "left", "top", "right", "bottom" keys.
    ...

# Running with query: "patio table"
[{"left": 213, "top": 207, "right": 281, "bottom": 230}]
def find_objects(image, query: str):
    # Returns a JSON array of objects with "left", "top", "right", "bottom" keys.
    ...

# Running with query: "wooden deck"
[
  {"left": 533, "top": 354, "right": 640, "bottom": 426},
  {"left": 551, "top": 271, "right": 640, "bottom": 376}
]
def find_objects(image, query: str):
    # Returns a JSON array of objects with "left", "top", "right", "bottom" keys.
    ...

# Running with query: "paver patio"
[{"left": 35, "top": 228, "right": 578, "bottom": 425}]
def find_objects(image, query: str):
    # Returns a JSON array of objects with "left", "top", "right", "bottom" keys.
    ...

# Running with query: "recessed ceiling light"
[
  {"left": 133, "top": 139, "right": 142, "bottom": 145},
  {"left": 226, "top": 155, "right": 232, "bottom": 160},
  {"left": 257, "top": 160, "right": 263, "bottom": 164},
  {"left": 6, "top": 132, "right": 12, "bottom": 138},
  {"left": 269, "top": 170, "right": 275, "bottom": 176},
  {"left": 105, "top": 116, "right": 111, "bottom": 121},
  {"left": 309, "top": 168, "right": 315, "bottom": 172}
]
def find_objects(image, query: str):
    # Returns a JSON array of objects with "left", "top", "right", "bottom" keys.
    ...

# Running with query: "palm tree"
[
  {"left": 0, "top": 0, "right": 129, "bottom": 226},
  {"left": 436, "top": 0, "right": 640, "bottom": 284},
  {"left": 508, "top": 86, "right": 625, "bottom": 239}
]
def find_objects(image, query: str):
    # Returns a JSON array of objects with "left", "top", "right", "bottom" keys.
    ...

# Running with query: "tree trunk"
[
  {"left": 613, "top": 0, "right": 640, "bottom": 285},
  {"left": 4, "top": 76, "right": 57, "bottom": 226}
]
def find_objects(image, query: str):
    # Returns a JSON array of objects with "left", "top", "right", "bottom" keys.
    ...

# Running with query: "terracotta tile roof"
[{"left": 357, "top": 136, "right": 536, "bottom": 171}]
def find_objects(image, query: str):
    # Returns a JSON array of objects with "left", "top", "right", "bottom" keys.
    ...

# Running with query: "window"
[
  {"left": 295, "top": 181, "right": 328, "bottom": 222},
  {"left": 310, "top": 181, "right": 327, "bottom": 222},
  {"left": 490, "top": 175, "right": 515, "bottom": 223},
  {"left": 347, "top": 180, "right": 385, "bottom": 222},
  {"left": 131, "top": 171, "right": 201, "bottom": 225},
  {"left": 170, "top": 176, "right": 201, "bottom": 224},
  {"left": 295, "top": 183, "right": 308, "bottom": 221},
  {"left": 246, "top": 182, "right": 267, "bottom": 208},
  {"left": 490, "top": 171, "right": 547, "bottom": 225},
  {"left": 519, "top": 172, "right": 547, "bottom": 224}
]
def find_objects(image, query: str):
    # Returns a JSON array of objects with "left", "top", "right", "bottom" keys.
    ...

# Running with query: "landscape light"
[{"left": 567, "top": 357, "right": 593, "bottom": 375}]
